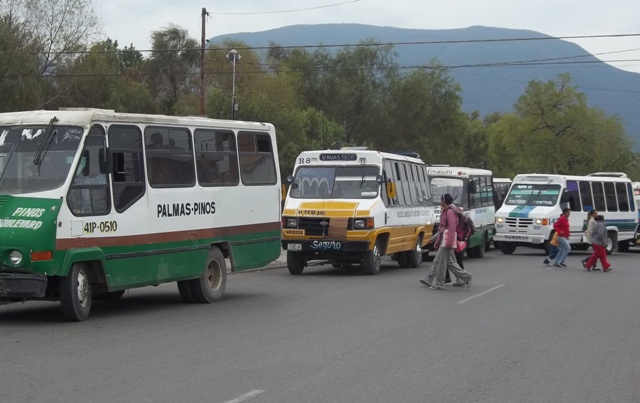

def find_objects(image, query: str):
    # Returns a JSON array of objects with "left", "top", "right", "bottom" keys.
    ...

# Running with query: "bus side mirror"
[
  {"left": 469, "top": 182, "right": 477, "bottom": 193},
  {"left": 560, "top": 192, "right": 569, "bottom": 203},
  {"left": 386, "top": 181, "right": 397, "bottom": 199}
]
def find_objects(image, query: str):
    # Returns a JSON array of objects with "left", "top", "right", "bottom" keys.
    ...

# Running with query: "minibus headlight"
[
  {"left": 353, "top": 218, "right": 374, "bottom": 229},
  {"left": 496, "top": 217, "right": 504, "bottom": 224},
  {"left": 9, "top": 250, "right": 23, "bottom": 266},
  {"left": 535, "top": 218, "right": 542, "bottom": 225},
  {"left": 284, "top": 217, "right": 298, "bottom": 228},
  {"left": 535, "top": 218, "right": 549, "bottom": 225}
]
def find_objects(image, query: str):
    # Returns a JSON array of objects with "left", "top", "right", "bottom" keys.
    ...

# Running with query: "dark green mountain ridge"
[{"left": 210, "top": 24, "right": 640, "bottom": 150}]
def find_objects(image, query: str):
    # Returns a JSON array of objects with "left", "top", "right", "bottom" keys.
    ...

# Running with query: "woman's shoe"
[
  {"left": 419, "top": 279, "right": 432, "bottom": 287},
  {"left": 592, "top": 267, "right": 601, "bottom": 271}
]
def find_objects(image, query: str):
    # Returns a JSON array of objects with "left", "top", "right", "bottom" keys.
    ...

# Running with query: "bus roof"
[
  {"left": 0, "top": 108, "right": 274, "bottom": 131},
  {"left": 426, "top": 166, "right": 493, "bottom": 178},
  {"left": 295, "top": 149, "right": 425, "bottom": 165},
  {"left": 513, "top": 173, "right": 633, "bottom": 183}
]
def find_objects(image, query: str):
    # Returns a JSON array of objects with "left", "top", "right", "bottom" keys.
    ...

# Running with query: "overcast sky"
[{"left": 96, "top": 0, "right": 640, "bottom": 73}]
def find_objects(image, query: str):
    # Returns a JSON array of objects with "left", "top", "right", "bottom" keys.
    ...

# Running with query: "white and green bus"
[
  {"left": 0, "top": 108, "right": 281, "bottom": 321},
  {"left": 425, "top": 166, "right": 496, "bottom": 258},
  {"left": 494, "top": 173, "right": 637, "bottom": 255}
]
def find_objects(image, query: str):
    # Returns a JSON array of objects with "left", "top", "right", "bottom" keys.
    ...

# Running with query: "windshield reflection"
[
  {"left": 289, "top": 166, "right": 380, "bottom": 199},
  {"left": 0, "top": 125, "right": 83, "bottom": 194},
  {"left": 505, "top": 184, "right": 561, "bottom": 206}
]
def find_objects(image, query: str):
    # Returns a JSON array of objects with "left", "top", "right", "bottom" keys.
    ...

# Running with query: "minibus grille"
[
  {"left": 504, "top": 217, "right": 533, "bottom": 230},
  {"left": 298, "top": 217, "right": 330, "bottom": 236}
]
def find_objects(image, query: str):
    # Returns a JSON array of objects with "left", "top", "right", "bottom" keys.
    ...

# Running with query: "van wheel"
[
  {"left": 60, "top": 263, "right": 92, "bottom": 322},
  {"left": 189, "top": 247, "right": 227, "bottom": 303},
  {"left": 499, "top": 242, "right": 516, "bottom": 255},
  {"left": 363, "top": 240, "right": 382, "bottom": 275},
  {"left": 474, "top": 240, "right": 485, "bottom": 258},
  {"left": 606, "top": 232, "right": 617, "bottom": 255},
  {"left": 407, "top": 236, "right": 423, "bottom": 268},
  {"left": 287, "top": 252, "right": 305, "bottom": 275}
]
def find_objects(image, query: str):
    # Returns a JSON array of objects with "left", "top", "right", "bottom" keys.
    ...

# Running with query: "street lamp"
[{"left": 226, "top": 49, "right": 241, "bottom": 120}]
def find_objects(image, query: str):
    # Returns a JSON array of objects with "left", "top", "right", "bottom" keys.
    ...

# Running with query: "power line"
[{"left": 210, "top": 0, "right": 360, "bottom": 15}]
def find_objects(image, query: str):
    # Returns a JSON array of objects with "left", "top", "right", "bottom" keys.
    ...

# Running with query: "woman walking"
[{"left": 551, "top": 208, "right": 571, "bottom": 267}]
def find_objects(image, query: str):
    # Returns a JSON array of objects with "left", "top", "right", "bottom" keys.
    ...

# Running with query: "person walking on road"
[
  {"left": 581, "top": 209, "right": 600, "bottom": 270},
  {"left": 551, "top": 208, "right": 571, "bottom": 267},
  {"left": 419, "top": 193, "right": 472, "bottom": 290},
  {"left": 583, "top": 215, "right": 611, "bottom": 272}
]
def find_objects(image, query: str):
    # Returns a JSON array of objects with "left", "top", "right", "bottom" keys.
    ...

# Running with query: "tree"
[
  {"left": 0, "top": 12, "right": 43, "bottom": 111},
  {"left": 486, "top": 74, "right": 633, "bottom": 176},
  {"left": 148, "top": 25, "right": 199, "bottom": 114}
]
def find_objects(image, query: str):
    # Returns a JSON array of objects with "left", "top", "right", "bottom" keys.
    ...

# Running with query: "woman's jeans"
[{"left": 552, "top": 236, "right": 570, "bottom": 265}]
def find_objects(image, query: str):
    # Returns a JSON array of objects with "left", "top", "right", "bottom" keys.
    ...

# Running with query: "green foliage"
[{"left": 486, "top": 74, "right": 633, "bottom": 177}]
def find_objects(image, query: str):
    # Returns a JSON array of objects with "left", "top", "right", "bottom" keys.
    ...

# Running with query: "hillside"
[{"left": 210, "top": 24, "right": 640, "bottom": 150}]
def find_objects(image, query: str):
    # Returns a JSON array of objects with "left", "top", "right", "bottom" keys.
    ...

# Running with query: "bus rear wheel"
[
  {"left": 60, "top": 263, "right": 92, "bottom": 322},
  {"left": 191, "top": 247, "right": 227, "bottom": 303},
  {"left": 606, "top": 232, "right": 617, "bottom": 255}
]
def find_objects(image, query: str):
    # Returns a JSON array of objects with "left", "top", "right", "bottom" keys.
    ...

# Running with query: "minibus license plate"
[{"left": 288, "top": 243, "right": 302, "bottom": 251}]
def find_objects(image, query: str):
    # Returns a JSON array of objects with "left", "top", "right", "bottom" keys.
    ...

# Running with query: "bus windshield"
[
  {"left": 290, "top": 166, "right": 380, "bottom": 199},
  {"left": 430, "top": 177, "right": 464, "bottom": 204},
  {"left": 505, "top": 184, "right": 561, "bottom": 206},
  {"left": 0, "top": 125, "right": 83, "bottom": 194}
]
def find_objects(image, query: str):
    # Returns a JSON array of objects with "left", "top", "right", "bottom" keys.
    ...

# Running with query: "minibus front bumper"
[
  {"left": 0, "top": 273, "right": 48, "bottom": 299},
  {"left": 493, "top": 233, "right": 546, "bottom": 244}
]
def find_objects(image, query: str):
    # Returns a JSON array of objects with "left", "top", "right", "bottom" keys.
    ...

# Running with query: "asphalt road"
[{"left": 1, "top": 247, "right": 640, "bottom": 403}]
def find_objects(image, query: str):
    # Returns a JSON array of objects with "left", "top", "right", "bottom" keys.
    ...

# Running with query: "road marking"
[
  {"left": 222, "top": 390, "right": 265, "bottom": 403},
  {"left": 457, "top": 284, "right": 505, "bottom": 304}
]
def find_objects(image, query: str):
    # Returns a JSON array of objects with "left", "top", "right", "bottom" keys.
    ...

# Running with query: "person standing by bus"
[
  {"left": 420, "top": 193, "right": 472, "bottom": 289},
  {"left": 552, "top": 208, "right": 571, "bottom": 267},
  {"left": 583, "top": 215, "right": 611, "bottom": 272}
]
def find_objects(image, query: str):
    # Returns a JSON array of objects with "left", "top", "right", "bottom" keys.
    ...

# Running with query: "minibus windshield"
[
  {"left": 505, "top": 184, "right": 561, "bottom": 206},
  {"left": 290, "top": 166, "right": 380, "bottom": 199}
]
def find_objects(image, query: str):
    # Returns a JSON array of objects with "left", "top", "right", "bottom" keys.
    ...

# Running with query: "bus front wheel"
[
  {"left": 60, "top": 263, "right": 92, "bottom": 322},
  {"left": 287, "top": 252, "right": 305, "bottom": 275},
  {"left": 363, "top": 240, "right": 382, "bottom": 275},
  {"left": 499, "top": 242, "right": 516, "bottom": 255},
  {"left": 407, "top": 236, "right": 423, "bottom": 268},
  {"left": 606, "top": 232, "right": 617, "bottom": 255}
]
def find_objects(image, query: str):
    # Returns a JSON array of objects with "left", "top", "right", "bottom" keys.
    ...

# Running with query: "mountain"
[{"left": 210, "top": 24, "right": 640, "bottom": 150}]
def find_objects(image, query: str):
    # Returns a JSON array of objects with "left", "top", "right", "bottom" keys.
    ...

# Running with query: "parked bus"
[
  {"left": 0, "top": 108, "right": 281, "bottom": 321},
  {"left": 281, "top": 149, "right": 435, "bottom": 275},
  {"left": 494, "top": 173, "right": 637, "bottom": 255},
  {"left": 425, "top": 166, "right": 496, "bottom": 258},
  {"left": 493, "top": 177, "right": 512, "bottom": 210}
]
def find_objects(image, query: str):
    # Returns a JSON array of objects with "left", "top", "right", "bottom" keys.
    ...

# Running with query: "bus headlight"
[
  {"left": 496, "top": 217, "right": 504, "bottom": 224},
  {"left": 9, "top": 250, "right": 23, "bottom": 266},
  {"left": 283, "top": 217, "right": 298, "bottom": 228},
  {"left": 352, "top": 218, "right": 374, "bottom": 229}
]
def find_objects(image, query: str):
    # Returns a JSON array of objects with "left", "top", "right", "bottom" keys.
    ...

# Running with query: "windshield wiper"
[{"left": 33, "top": 116, "right": 59, "bottom": 167}]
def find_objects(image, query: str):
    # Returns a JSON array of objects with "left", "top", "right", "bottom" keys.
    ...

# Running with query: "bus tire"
[
  {"left": 363, "top": 240, "right": 382, "bottom": 275},
  {"left": 618, "top": 239, "right": 630, "bottom": 252},
  {"left": 60, "top": 263, "right": 92, "bottom": 322},
  {"left": 287, "top": 252, "right": 305, "bottom": 275},
  {"left": 177, "top": 280, "right": 195, "bottom": 303},
  {"left": 474, "top": 238, "right": 485, "bottom": 258},
  {"left": 94, "top": 290, "right": 126, "bottom": 301},
  {"left": 397, "top": 252, "right": 410, "bottom": 268},
  {"left": 407, "top": 235, "right": 423, "bottom": 268},
  {"left": 606, "top": 232, "right": 617, "bottom": 255},
  {"left": 499, "top": 242, "right": 516, "bottom": 255},
  {"left": 190, "top": 247, "right": 227, "bottom": 303}
]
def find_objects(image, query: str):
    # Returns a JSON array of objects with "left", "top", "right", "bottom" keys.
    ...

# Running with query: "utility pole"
[{"left": 200, "top": 7, "right": 208, "bottom": 116}]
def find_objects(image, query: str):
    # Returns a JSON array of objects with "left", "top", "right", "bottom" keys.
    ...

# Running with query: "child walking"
[{"left": 582, "top": 215, "right": 611, "bottom": 272}]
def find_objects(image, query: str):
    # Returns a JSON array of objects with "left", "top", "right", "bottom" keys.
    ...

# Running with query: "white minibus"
[{"left": 494, "top": 173, "right": 637, "bottom": 255}]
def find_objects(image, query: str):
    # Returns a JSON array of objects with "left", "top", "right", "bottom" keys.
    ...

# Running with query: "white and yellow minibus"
[
  {"left": 425, "top": 166, "right": 496, "bottom": 258},
  {"left": 0, "top": 108, "right": 281, "bottom": 321},
  {"left": 281, "top": 149, "right": 435, "bottom": 275},
  {"left": 494, "top": 173, "right": 637, "bottom": 255}
]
